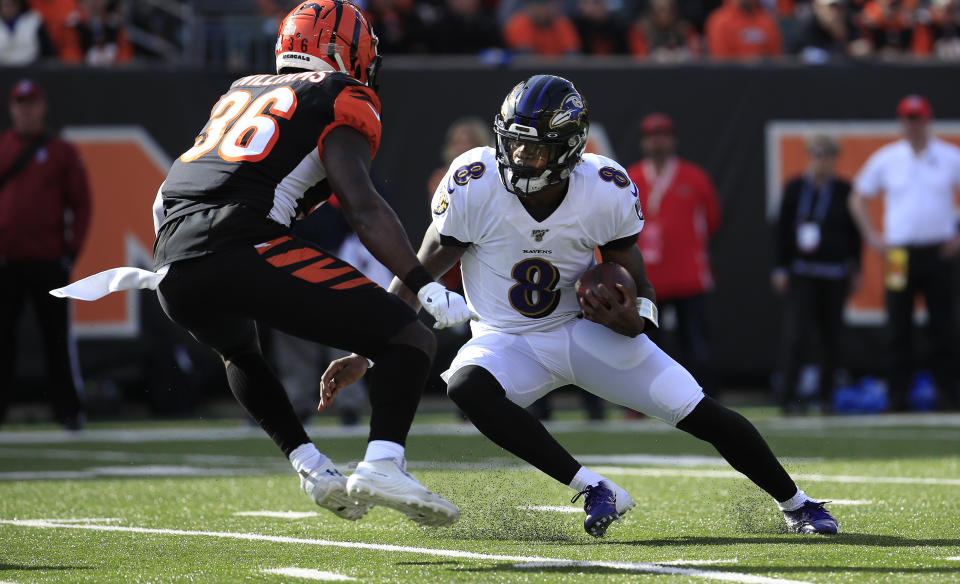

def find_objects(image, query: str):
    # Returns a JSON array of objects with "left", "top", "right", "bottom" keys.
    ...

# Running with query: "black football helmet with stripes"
[{"left": 493, "top": 75, "right": 589, "bottom": 196}]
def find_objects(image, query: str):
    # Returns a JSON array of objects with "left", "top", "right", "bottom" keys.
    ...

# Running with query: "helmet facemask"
[{"left": 494, "top": 116, "right": 588, "bottom": 197}]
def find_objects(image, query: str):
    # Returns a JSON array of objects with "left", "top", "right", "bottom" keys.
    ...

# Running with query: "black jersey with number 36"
[{"left": 153, "top": 71, "right": 382, "bottom": 268}]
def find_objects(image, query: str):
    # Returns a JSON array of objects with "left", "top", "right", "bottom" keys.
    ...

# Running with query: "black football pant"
[
  {"left": 0, "top": 259, "right": 83, "bottom": 426},
  {"left": 157, "top": 237, "right": 433, "bottom": 456},
  {"left": 447, "top": 365, "right": 797, "bottom": 502},
  {"left": 777, "top": 274, "right": 848, "bottom": 411},
  {"left": 886, "top": 244, "right": 959, "bottom": 410},
  {"left": 646, "top": 294, "right": 716, "bottom": 397}
]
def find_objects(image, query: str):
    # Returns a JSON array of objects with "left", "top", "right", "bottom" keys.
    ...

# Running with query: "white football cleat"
[
  {"left": 346, "top": 458, "right": 460, "bottom": 527},
  {"left": 299, "top": 459, "right": 371, "bottom": 521}
]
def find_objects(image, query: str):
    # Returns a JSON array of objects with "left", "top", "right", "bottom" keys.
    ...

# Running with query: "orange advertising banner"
[
  {"left": 766, "top": 121, "right": 960, "bottom": 325},
  {"left": 62, "top": 127, "right": 170, "bottom": 338}
]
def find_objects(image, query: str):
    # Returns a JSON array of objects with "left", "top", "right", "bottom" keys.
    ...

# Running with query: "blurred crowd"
[{"left": 2, "top": 0, "right": 960, "bottom": 68}]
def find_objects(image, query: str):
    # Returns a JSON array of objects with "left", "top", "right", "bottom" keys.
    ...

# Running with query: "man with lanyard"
[
  {"left": 849, "top": 95, "right": 960, "bottom": 411},
  {"left": 626, "top": 113, "right": 721, "bottom": 397},
  {"left": 773, "top": 134, "right": 862, "bottom": 414}
]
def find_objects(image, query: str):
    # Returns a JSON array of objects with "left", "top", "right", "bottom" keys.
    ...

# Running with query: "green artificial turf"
[{"left": 1, "top": 412, "right": 959, "bottom": 583}]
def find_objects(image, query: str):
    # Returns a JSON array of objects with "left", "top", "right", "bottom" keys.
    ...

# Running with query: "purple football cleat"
[{"left": 783, "top": 500, "right": 839, "bottom": 535}]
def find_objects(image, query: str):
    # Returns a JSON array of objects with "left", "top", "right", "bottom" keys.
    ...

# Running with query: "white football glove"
[{"left": 417, "top": 282, "right": 474, "bottom": 329}]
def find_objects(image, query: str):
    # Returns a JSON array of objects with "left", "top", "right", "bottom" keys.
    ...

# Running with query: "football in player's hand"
[{"left": 576, "top": 262, "right": 636, "bottom": 308}]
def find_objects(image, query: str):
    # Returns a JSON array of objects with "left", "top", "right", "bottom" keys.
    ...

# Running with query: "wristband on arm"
[
  {"left": 402, "top": 265, "right": 434, "bottom": 294},
  {"left": 636, "top": 297, "right": 659, "bottom": 328}
]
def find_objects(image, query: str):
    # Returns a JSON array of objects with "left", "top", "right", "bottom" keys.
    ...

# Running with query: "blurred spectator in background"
[
  {"left": 772, "top": 134, "right": 861, "bottom": 414},
  {"left": 706, "top": 0, "right": 783, "bottom": 58},
  {"left": 503, "top": 0, "right": 581, "bottom": 56},
  {"left": 61, "top": 0, "right": 132, "bottom": 65},
  {"left": 1, "top": 0, "right": 55, "bottom": 65},
  {"left": 365, "top": 0, "right": 433, "bottom": 54},
  {"left": 796, "top": 0, "right": 872, "bottom": 61},
  {"left": 915, "top": 0, "right": 960, "bottom": 59},
  {"left": 856, "top": 0, "right": 922, "bottom": 56},
  {"left": 627, "top": 113, "right": 721, "bottom": 397},
  {"left": 427, "top": 117, "right": 493, "bottom": 195},
  {"left": 28, "top": 0, "right": 76, "bottom": 55},
  {"left": 629, "top": 0, "right": 701, "bottom": 60},
  {"left": 849, "top": 95, "right": 960, "bottom": 411},
  {"left": 572, "top": 0, "right": 628, "bottom": 54},
  {"left": 0, "top": 79, "right": 90, "bottom": 430},
  {"left": 430, "top": 0, "right": 502, "bottom": 53}
]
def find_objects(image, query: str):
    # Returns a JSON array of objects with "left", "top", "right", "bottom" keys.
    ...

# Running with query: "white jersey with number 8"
[{"left": 430, "top": 147, "right": 644, "bottom": 335}]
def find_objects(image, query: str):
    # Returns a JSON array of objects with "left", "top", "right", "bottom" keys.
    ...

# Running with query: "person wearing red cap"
[
  {"left": 0, "top": 78, "right": 91, "bottom": 429},
  {"left": 849, "top": 94, "right": 960, "bottom": 411},
  {"left": 626, "top": 112, "right": 722, "bottom": 397}
]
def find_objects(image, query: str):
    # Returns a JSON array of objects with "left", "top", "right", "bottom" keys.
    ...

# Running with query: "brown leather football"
[{"left": 575, "top": 262, "right": 637, "bottom": 307}]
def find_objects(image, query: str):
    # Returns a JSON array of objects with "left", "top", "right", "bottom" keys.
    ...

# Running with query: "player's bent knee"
[
  {"left": 219, "top": 339, "right": 262, "bottom": 367},
  {"left": 446, "top": 365, "right": 505, "bottom": 408},
  {"left": 387, "top": 319, "right": 436, "bottom": 361},
  {"left": 649, "top": 363, "right": 705, "bottom": 425}
]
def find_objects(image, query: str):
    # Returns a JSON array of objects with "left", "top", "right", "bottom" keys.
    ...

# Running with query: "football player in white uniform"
[{"left": 320, "top": 75, "right": 838, "bottom": 537}]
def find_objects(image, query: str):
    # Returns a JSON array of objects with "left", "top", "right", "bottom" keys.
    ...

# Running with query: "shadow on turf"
[
  {"left": 581, "top": 533, "right": 960, "bottom": 548},
  {"left": 0, "top": 563, "right": 90, "bottom": 571}
]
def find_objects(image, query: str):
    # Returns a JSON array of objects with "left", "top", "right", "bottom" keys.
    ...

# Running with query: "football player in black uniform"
[{"left": 152, "top": 0, "right": 468, "bottom": 526}]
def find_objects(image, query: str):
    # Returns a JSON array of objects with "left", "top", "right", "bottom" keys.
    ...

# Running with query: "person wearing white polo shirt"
[{"left": 849, "top": 94, "right": 960, "bottom": 411}]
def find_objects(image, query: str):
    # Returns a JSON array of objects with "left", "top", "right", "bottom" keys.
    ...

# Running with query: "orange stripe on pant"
[
  {"left": 265, "top": 247, "right": 324, "bottom": 268},
  {"left": 254, "top": 236, "right": 292, "bottom": 255},
  {"left": 292, "top": 264, "right": 355, "bottom": 284},
  {"left": 331, "top": 276, "right": 374, "bottom": 290}
]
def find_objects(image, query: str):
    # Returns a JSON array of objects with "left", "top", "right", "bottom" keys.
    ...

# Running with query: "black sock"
[
  {"left": 447, "top": 366, "right": 581, "bottom": 485},
  {"left": 677, "top": 396, "right": 797, "bottom": 501},
  {"left": 224, "top": 351, "right": 310, "bottom": 457},
  {"left": 366, "top": 344, "right": 431, "bottom": 445}
]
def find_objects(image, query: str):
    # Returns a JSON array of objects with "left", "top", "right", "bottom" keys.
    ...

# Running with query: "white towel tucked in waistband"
[{"left": 49, "top": 265, "right": 170, "bottom": 301}]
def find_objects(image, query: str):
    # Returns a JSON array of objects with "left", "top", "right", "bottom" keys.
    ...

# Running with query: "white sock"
[
  {"left": 777, "top": 488, "right": 810, "bottom": 511},
  {"left": 363, "top": 440, "right": 405, "bottom": 462},
  {"left": 289, "top": 442, "right": 325, "bottom": 473},
  {"left": 568, "top": 466, "right": 606, "bottom": 493}
]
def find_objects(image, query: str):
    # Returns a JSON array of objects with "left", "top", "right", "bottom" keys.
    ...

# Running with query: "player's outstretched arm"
[
  {"left": 322, "top": 126, "right": 425, "bottom": 284},
  {"left": 387, "top": 224, "right": 467, "bottom": 311}
]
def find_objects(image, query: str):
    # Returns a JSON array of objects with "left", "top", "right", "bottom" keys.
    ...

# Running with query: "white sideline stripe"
[
  {"left": 517, "top": 505, "right": 582, "bottom": 513},
  {"left": 0, "top": 465, "right": 259, "bottom": 481},
  {"left": 827, "top": 500, "right": 873, "bottom": 506},
  {"left": 2, "top": 412, "right": 959, "bottom": 444},
  {"left": 263, "top": 568, "right": 355, "bottom": 581},
  {"left": 593, "top": 467, "right": 960, "bottom": 486},
  {"left": 0, "top": 519, "right": 814, "bottom": 584},
  {"left": 945, "top": 557, "right": 960, "bottom": 561},
  {"left": 236, "top": 511, "right": 320, "bottom": 519}
]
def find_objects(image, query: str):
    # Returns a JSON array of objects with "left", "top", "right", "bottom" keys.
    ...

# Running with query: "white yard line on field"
[
  {"left": 592, "top": 467, "right": 960, "bottom": 486},
  {"left": 0, "top": 518, "right": 814, "bottom": 584},
  {"left": 826, "top": 500, "right": 874, "bottom": 505},
  {"left": 0, "top": 465, "right": 260, "bottom": 481},
  {"left": 263, "top": 568, "right": 356, "bottom": 581},
  {"left": 945, "top": 557, "right": 960, "bottom": 561},
  {"left": 236, "top": 511, "right": 321, "bottom": 519},
  {"left": 1, "top": 413, "right": 959, "bottom": 444}
]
